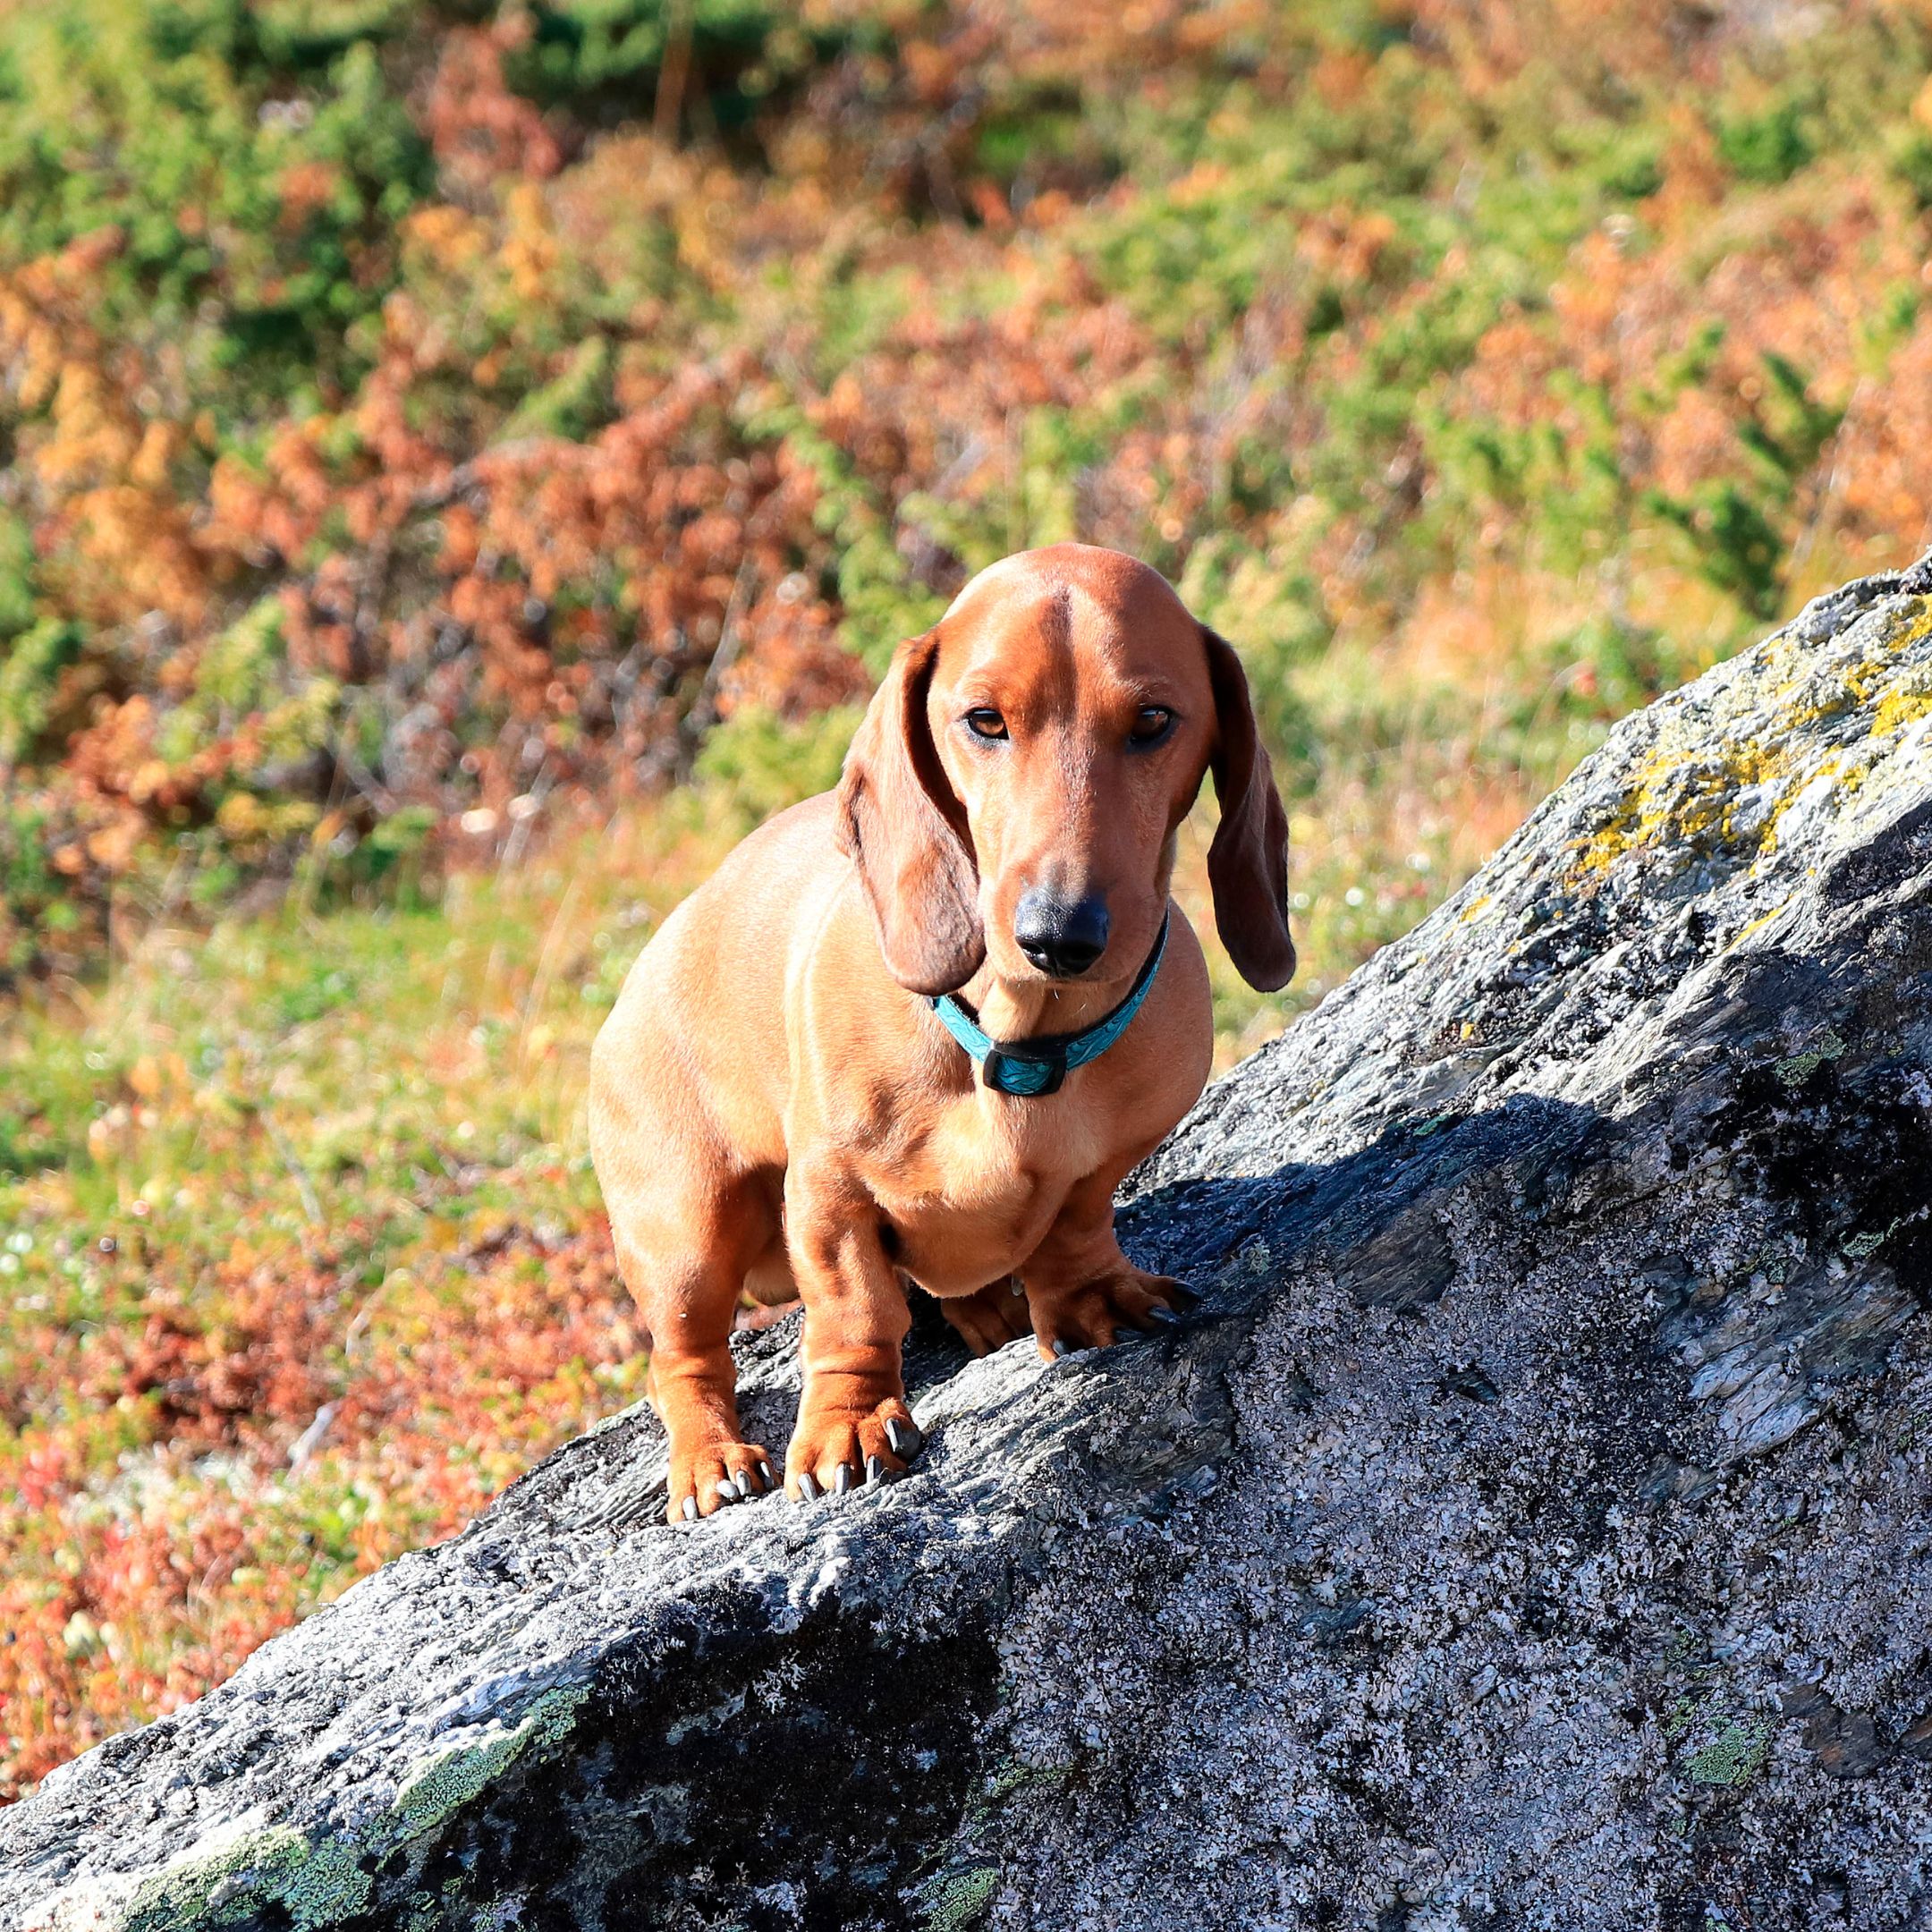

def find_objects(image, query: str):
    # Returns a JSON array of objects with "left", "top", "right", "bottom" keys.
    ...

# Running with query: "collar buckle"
[{"left": 981, "top": 1045, "right": 1068, "bottom": 1097}]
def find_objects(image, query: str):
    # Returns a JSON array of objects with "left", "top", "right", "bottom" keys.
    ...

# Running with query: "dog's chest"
[{"left": 867, "top": 1089, "right": 1106, "bottom": 1294}]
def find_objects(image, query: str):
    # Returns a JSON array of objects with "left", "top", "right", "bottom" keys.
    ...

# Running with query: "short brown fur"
[{"left": 589, "top": 544, "right": 1293, "bottom": 1518}]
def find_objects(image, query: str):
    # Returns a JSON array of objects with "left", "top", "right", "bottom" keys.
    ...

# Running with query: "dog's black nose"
[{"left": 1014, "top": 891, "right": 1110, "bottom": 978}]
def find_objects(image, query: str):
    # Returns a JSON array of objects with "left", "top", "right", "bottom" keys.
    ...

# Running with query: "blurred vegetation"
[{"left": 7, "top": 0, "right": 1932, "bottom": 1798}]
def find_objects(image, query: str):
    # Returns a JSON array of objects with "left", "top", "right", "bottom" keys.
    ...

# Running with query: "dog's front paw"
[
  {"left": 1026, "top": 1266, "right": 1188, "bottom": 1360},
  {"left": 786, "top": 1398, "right": 923, "bottom": 1501},
  {"left": 667, "top": 1435, "right": 776, "bottom": 1524}
]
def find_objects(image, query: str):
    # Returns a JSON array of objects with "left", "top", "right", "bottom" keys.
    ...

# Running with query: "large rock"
[{"left": 5, "top": 561, "right": 1932, "bottom": 1931}]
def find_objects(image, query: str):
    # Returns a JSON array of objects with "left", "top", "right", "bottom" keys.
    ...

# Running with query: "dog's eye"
[
  {"left": 964, "top": 708, "right": 1008, "bottom": 741},
  {"left": 1128, "top": 706, "right": 1175, "bottom": 746}
]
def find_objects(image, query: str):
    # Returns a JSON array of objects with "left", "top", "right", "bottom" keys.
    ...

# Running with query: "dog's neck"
[{"left": 960, "top": 965, "right": 1137, "bottom": 1044}]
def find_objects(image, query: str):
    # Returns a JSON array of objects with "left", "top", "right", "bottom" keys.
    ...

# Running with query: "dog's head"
[{"left": 836, "top": 543, "right": 1294, "bottom": 999}]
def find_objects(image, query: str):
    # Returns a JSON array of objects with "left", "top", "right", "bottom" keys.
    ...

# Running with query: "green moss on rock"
[
  {"left": 124, "top": 1826, "right": 372, "bottom": 1932},
  {"left": 919, "top": 1862, "right": 999, "bottom": 1932},
  {"left": 1685, "top": 1717, "right": 1771, "bottom": 1789},
  {"left": 118, "top": 1686, "right": 588, "bottom": 1932},
  {"left": 385, "top": 1683, "right": 589, "bottom": 1846}
]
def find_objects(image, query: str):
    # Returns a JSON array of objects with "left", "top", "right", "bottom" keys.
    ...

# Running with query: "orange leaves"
[
  {"left": 1546, "top": 232, "right": 1632, "bottom": 389},
  {"left": 720, "top": 589, "right": 868, "bottom": 719},
  {"left": 275, "top": 158, "right": 347, "bottom": 232},
  {"left": 402, "top": 201, "right": 494, "bottom": 280},
  {"left": 62, "top": 487, "right": 208, "bottom": 632},
  {"left": 419, "top": 25, "right": 564, "bottom": 197},
  {"left": 64, "top": 698, "right": 157, "bottom": 803},
  {"left": 499, "top": 182, "right": 562, "bottom": 306},
  {"left": 0, "top": 257, "right": 210, "bottom": 636},
  {"left": 1294, "top": 206, "right": 1400, "bottom": 289},
  {"left": 1652, "top": 387, "right": 1745, "bottom": 500},
  {"left": 411, "top": 356, "right": 843, "bottom": 748}
]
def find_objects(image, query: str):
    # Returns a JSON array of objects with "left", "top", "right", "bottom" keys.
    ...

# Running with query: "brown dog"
[{"left": 589, "top": 543, "right": 1293, "bottom": 1521}]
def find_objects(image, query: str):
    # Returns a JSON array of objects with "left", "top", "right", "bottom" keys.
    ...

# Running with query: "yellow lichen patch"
[
  {"left": 1880, "top": 596, "right": 1932, "bottom": 655},
  {"left": 1868, "top": 678, "right": 1932, "bottom": 742},
  {"left": 1566, "top": 733, "right": 1781, "bottom": 883},
  {"left": 1767, "top": 597, "right": 1932, "bottom": 736},
  {"left": 1755, "top": 754, "right": 1846, "bottom": 861},
  {"left": 1569, "top": 596, "right": 1932, "bottom": 889}
]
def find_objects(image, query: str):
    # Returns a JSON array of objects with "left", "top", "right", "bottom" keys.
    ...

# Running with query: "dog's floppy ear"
[
  {"left": 836, "top": 630, "right": 986, "bottom": 996},
  {"left": 1203, "top": 624, "right": 1296, "bottom": 992}
]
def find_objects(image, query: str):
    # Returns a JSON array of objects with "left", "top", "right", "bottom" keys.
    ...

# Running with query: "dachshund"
[{"left": 589, "top": 543, "right": 1294, "bottom": 1521}]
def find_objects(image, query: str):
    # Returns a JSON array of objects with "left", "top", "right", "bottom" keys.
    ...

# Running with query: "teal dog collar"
[{"left": 929, "top": 914, "right": 1170, "bottom": 1097}]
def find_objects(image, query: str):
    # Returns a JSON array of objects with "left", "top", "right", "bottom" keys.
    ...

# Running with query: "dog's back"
[{"left": 591, "top": 792, "right": 843, "bottom": 1180}]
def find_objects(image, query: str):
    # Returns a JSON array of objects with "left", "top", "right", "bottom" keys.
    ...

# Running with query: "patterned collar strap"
[{"left": 928, "top": 914, "right": 1171, "bottom": 1097}]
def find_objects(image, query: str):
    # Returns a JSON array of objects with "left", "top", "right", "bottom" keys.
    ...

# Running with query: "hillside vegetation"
[{"left": 4, "top": 0, "right": 1932, "bottom": 1800}]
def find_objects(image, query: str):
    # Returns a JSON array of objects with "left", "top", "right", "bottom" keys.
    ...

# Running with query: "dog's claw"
[
  {"left": 885, "top": 1417, "right": 922, "bottom": 1459},
  {"left": 759, "top": 1460, "right": 775, "bottom": 1487},
  {"left": 1051, "top": 1338, "right": 1074, "bottom": 1359},
  {"left": 866, "top": 1453, "right": 885, "bottom": 1484},
  {"left": 1171, "top": 1283, "right": 1202, "bottom": 1308},
  {"left": 797, "top": 1473, "right": 820, "bottom": 1502},
  {"left": 835, "top": 1462, "right": 855, "bottom": 1496},
  {"left": 681, "top": 1496, "right": 699, "bottom": 1522},
  {"left": 1113, "top": 1326, "right": 1137, "bottom": 1345},
  {"left": 716, "top": 1479, "right": 740, "bottom": 1506},
  {"left": 1010, "top": 1277, "right": 1026, "bottom": 1297},
  {"left": 1148, "top": 1304, "right": 1182, "bottom": 1326}
]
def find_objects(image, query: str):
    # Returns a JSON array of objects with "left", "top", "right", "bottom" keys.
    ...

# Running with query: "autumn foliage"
[{"left": 0, "top": 0, "right": 1928, "bottom": 984}]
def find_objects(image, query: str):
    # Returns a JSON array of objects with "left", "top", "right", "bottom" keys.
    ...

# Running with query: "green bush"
[
  {"left": 688, "top": 703, "right": 861, "bottom": 837},
  {"left": 1890, "top": 127, "right": 1932, "bottom": 210},
  {"left": 1646, "top": 480, "right": 1787, "bottom": 620},
  {"left": 1716, "top": 96, "right": 1816, "bottom": 184},
  {"left": 504, "top": 0, "right": 843, "bottom": 134},
  {"left": 0, "top": 2, "right": 431, "bottom": 409},
  {"left": 0, "top": 623, "right": 82, "bottom": 768}
]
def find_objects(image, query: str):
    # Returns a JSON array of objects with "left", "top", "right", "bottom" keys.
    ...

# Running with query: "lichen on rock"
[{"left": 123, "top": 1825, "right": 372, "bottom": 1932}]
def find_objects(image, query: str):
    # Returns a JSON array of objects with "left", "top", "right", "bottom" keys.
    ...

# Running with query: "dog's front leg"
[
  {"left": 1021, "top": 1169, "right": 1187, "bottom": 1360},
  {"left": 784, "top": 1164, "right": 922, "bottom": 1498}
]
